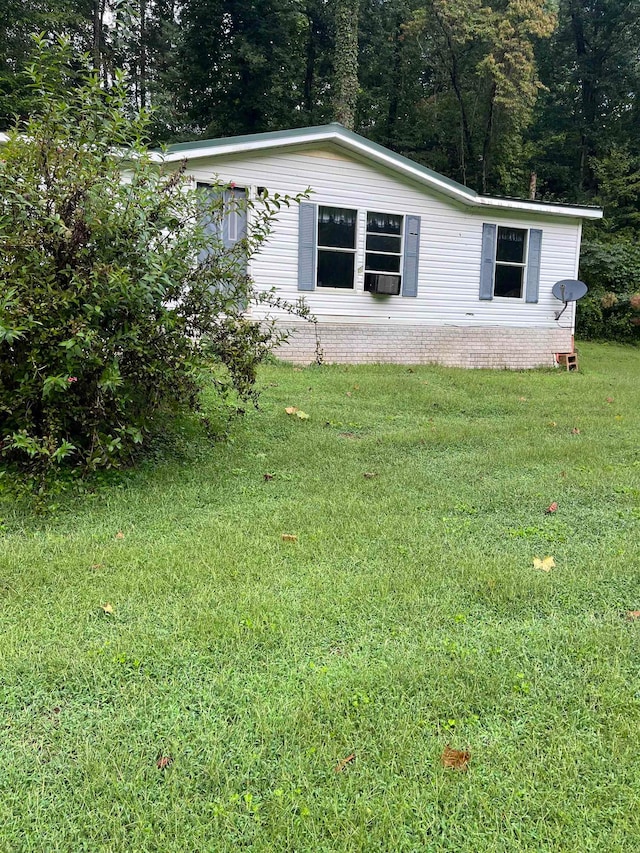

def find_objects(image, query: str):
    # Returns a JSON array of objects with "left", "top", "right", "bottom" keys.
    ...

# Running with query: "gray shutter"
[
  {"left": 222, "top": 190, "right": 232, "bottom": 248},
  {"left": 402, "top": 215, "right": 420, "bottom": 297},
  {"left": 479, "top": 223, "right": 496, "bottom": 300},
  {"left": 298, "top": 202, "right": 317, "bottom": 291},
  {"left": 197, "top": 184, "right": 223, "bottom": 265},
  {"left": 222, "top": 188, "right": 247, "bottom": 250},
  {"left": 525, "top": 228, "right": 542, "bottom": 303}
]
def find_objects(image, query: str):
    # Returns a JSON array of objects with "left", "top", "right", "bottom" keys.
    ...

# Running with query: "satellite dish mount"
[{"left": 552, "top": 279, "right": 588, "bottom": 321}]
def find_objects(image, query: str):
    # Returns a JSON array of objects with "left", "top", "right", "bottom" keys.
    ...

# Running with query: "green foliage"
[
  {"left": 0, "top": 36, "right": 308, "bottom": 476},
  {"left": 332, "top": 0, "right": 359, "bottom": 129},
  {"left": 577, "top": 235, "right": 640, "bottom": 343},
  {"left": 177, "top": 0, "right": 312, "bottom": 137}
]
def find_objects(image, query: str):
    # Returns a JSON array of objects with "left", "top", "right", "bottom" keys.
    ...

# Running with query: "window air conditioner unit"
[{"left": 366, "top": 274, "right": 401, "bottom": 296}]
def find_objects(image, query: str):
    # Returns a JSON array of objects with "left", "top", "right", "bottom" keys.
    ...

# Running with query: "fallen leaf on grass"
[
  {"left": 544, "top": 501, "right": 558, "bottom": 514},
  {"left": 441, "top": 745, "right": 471, "bottom": 771},
  {"left": 101, "top": 602, "right": 114, "bottom": 615},
  {"left": 625, "top": 610, "right": 640, "bottom": 621},
  {"left": 91, "top": 563, "right": 104, "bottom": 570},
  {"left": 263, "top": 473, "right": 274, "bottom": 481},
  {"left": 335, "top": 753, "right": 355, "bottom": 772},
  {"left": 285, "top": 406, "right": 309, "bottom": 419},
  {"left": 606, "top": 397, "right": 614, "bottom": 403},
  {"left": 156, "top": 756, "right": 173, "bottom": 770},
  {"left": 533, "top": 556, "right": 556, "bottom": 572},
  {"left": 363, "top": 472, "right": 377, "bottom": 479},
  {"left": 571, "top": 427, "right": 581, "bottom": 435},
  {"left": 115, "top": 531, "right": 124, "bottom": 540},
  {"left": 548, "top": 421, "right": 557, "bottom": 427},
  {"left": 346, "top": 392, "right": 352, "bottom": 398},
  {"left": 518, "top": 396, "right": 528, "bottom": 402},
  {"left": 281, "top": 534, "right": 298, "bottom": 542}
]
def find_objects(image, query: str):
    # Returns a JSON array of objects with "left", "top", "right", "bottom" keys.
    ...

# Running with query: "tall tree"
[
  {"left": 178, "top": 0, "right": 308, "bottom": 137},
  {"left": 529, "top": 0, "right": 640, "bottom": 201},
  {"left": 404, "top": 0, "right": 555, "bottom": 193},
  {"left": 332, "top": 0, "right": 359, "bottom": 128},
  {"left": 302, "top": 0, "right": 334, "bottom": 125},
  {"left": 0, "top": 0, "right": 94, "bottom": 128}
]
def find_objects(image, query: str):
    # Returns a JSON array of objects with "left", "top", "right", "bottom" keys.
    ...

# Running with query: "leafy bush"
[
  {"left": 577, "top": 235, "right": 640, "bottom": 343},
  {"left": 0, "top": 37, "right": 308, "bottom": 476}
]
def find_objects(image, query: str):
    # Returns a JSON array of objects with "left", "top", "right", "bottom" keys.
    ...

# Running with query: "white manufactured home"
[{"left": 162, "top": 124, "right": 602, "bottom": 368}]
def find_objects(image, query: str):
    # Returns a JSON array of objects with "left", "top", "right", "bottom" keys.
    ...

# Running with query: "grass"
[{"left": 1, "top": 340, "right": 640, "bottom": 852}]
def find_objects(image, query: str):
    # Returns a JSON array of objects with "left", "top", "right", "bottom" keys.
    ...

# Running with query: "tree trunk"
[
  {"left": 385, "top": 6, "right": 404, "bottom": 148},
  {"left": 481, "top": 82, "right": 497, "bottom": 195},
  {"left": 304, "top": 5, "right": 316, "bottom": 120},
  {"left": 92, "top": 0, "right": 103, "bottom": 71},
  {"left": 570, "top": 2, "right": 597, "bottom": 191},
  {"left": 140, "top": 0, "right": 147, "bottom": 109},
  {"left": 333, "top": 0, "right": 359, "bottom": 129}
]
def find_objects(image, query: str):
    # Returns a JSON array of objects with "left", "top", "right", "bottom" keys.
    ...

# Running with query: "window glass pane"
[
  {"left": 494, "top": 264, "right": 523, "bottom": 298},
  {"left": 366, "top": 234, "right": 401, "bottom": 253},
  {"left": 317, "top": 249, "right": 355, "bottom": 288},
  {"left": 497, "top": 227, "right": 526, "bottom": 263},
  {"left": 318, "top": 206, "right": 357, "bottom": 248},
  {"left": 367, "top": 212, "right": 402, "bottom": 235},
  {"left": 365, "top": 252, "right": 401, "bottom": 273}
]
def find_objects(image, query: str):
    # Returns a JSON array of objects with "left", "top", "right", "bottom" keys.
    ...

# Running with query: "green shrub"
[
  {"left": 0, "top": 37, "right": 308, "bottom": 475},
  {"left": 577, "top": 236, "right": 640, "bottom": 343}
]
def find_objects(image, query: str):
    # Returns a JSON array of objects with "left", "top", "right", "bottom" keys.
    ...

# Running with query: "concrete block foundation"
[{"left": 275, "top": 323, "right": 573, "bottom": 369}]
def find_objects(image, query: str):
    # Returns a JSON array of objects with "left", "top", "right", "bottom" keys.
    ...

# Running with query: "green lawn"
[{"left": 1, "top": 341, "right": 640, "bottom": 852}]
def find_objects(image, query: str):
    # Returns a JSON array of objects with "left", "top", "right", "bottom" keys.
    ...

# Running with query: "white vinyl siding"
[{"left": 184, "top": 144, "right": 582, "bottom": 331}]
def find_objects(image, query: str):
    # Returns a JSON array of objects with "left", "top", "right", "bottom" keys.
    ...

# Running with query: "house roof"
[{"left": 158, "top": 124, "right": 603, "bottom": 220}]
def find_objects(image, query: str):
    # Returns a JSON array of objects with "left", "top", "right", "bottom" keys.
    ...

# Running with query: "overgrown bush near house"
[
  {"left": 577, "top": 236, "right": 640, "bottom": 343},
  {"left": 0, "top": 37, "right": 308, "bottom": 477},
  {"left": 576, "top": 149, "right": 640, "bottom": 343}
]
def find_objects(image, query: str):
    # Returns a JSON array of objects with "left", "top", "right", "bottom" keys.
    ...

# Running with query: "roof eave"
[
  {"left": 474, "top": 195, "right": 603, "bottom": 220},
  {"left": 158, "top": 126, "right": 603, "bottom": 219}
]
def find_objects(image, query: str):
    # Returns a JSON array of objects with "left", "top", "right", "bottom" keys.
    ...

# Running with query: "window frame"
[
  {"left": 315, "top": 205, "right": 358, "bottom": 291},
  {"left": 493, "top": 225, "right": 529, "bottom": 300},
  {"left": 364, "top": 211, "right": 405, "bottom": 295}
]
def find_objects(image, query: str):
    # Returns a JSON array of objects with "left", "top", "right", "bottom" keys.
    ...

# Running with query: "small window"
[
  {"left": 364, "top": 211, "right": 403, "bottom": 294},
  {"left": 317, "top": 206, "right": 357, "bottom": 289},
  {"left": 494, "top": 226, "right": 527, "bottom": 298}
]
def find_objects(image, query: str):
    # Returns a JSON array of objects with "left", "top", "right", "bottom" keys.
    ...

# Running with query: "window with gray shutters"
[{"left": 316, "top": 206, "right": 357, "bottom": 289}]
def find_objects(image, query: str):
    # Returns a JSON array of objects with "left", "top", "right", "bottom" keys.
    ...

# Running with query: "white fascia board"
[
  {"left": 158, "top": 128, "right": 604, "bottom": 220},
  {"left": 473, "top": 194, "right": 603, "bottom": 220},
  {"left": 159, "top": 130, "right": 341, "bottom": 164}
]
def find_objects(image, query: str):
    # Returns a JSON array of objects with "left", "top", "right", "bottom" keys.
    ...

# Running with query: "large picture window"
[
  {"left": 494, "top": 226, "right": 528, "bottom": 298},
  {"left": 317, "top": 206, "right": 357, "bottom": 289},
  {"left": 364, "top": 212, "right": 403, "bottom": 295}
]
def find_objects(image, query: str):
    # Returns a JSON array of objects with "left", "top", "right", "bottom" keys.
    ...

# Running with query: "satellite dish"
[{"left": 552, "top": 279, "right": 588, "bottom": 320}]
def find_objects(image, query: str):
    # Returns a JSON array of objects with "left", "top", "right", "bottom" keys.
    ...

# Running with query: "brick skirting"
[{"left": 275, "top": 323, "right": 573, "bottom": 369}]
